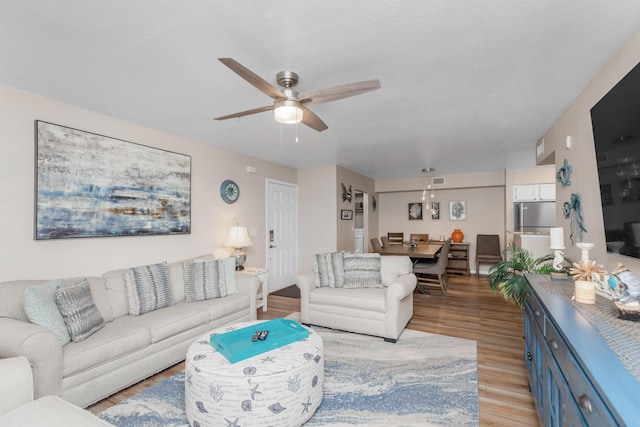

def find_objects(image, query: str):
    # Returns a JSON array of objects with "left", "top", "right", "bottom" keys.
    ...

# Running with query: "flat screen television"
[{"left": 591, "top": 61, "right": 640, "bottom": 259}]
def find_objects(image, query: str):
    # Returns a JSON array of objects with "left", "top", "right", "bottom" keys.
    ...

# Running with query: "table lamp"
[{"left": 224, "top": 224, "right": 253, "bottom": 271}]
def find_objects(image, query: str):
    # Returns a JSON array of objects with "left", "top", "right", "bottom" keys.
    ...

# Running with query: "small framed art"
[
  {"left": 408, "top": 202, "right": 423, "bottom": 220},
  {"left": 449, "top": 200, "right": 467, "bottom": 221},
  {"left": 341, "top": 209, "right": 353, "bottom": 220}
]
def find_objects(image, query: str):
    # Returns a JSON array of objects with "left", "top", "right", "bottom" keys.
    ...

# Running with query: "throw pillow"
[
  {"left": 184, "top": 259, "right": 228, "bottom": 303},
  {"left": 124, "top": 262, "right": 173, "bottom": 316},
  {"left": 219, "top": 256, "right": 238, "bottom": 294},
  {"left": 312, "top": 252, "right": 345, "bottom": 288},
  {"left": 342, "top": 253, "right": 384, "bottom": 288},
  {"left": 23, "top": 279, "right": 72, "bottom": 345},
  {"left": 54, "top": 278, "right": 105, "bottom": 342}
]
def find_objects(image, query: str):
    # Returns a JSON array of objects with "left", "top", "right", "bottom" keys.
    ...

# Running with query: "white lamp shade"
[
  {"left": 273, "top": 100, "right": 303, "bottom": 124},
  {"left": 549, "top": 227, "right": 565, "bottom": 249},
  {"left": 223, "top": 226, "right": 253, "bottom": 248}
]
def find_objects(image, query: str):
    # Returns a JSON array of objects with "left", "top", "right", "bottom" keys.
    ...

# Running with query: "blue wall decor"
[
  {"left": 556, "top": 158, "right": 572, "bottom": 187},
  {"left": 35, "top": 121, "right": 191, "bottom": 239},
  {"left": 563, "top": 193, "right": 586, "bottom": 245}
]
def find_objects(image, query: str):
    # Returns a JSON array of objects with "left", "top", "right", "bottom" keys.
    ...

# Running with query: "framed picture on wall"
[
  {"left": 449, "top": 200, "right": 467, "bottom": 221},
  {"left": 341, "top": 209, "right": 353, "bottom": 220},
  {"left": 408, "top": 202, "right": 423, "bottom": 220},
  {"left": 431, "top": 201, "right": 440, "bottom": 220}
]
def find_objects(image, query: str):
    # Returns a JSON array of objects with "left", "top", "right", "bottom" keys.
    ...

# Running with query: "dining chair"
[
  {"left": 413, "top": 238, "right": 451, "bottom": 295},
  {"left": 387, "top": 232, "right": 404, "bottom": 245},
  {"left": 409, "top": 233, "right": 429, "bottom": 243},
  {"left": 380, "top": 236, "right": 390, "bottom": 247},
  {"left": 475, "top": 234, "right": 502, "bottom": 278},
  {"left": 370, "top": 237, "right": 382, "bottom": 252}
]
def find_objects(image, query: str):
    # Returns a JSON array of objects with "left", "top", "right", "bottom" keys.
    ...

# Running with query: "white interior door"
[{"left": 266, "top": 180, "right": 298, "bottom": 293}]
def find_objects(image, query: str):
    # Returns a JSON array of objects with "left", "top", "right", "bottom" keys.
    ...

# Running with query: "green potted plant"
[{"left": 488, "top": 243, "right": 558, "bottom": 307}]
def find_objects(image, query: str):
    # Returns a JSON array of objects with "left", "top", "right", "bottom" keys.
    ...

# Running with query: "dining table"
[{"left": 378, "top": 242, "right": 442, "bottom": 259}]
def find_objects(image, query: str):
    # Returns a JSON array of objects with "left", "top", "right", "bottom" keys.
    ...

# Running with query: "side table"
[{"left": 244, "top": 267, "right": 268, "bottom": 312}]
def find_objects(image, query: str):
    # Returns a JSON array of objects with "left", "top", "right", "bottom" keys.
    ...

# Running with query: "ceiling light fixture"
[{"left": 273, "top": 99, "right": 303, "bottom": 124}]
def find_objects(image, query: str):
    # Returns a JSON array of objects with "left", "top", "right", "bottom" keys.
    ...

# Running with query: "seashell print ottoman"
[{"left": 185, "top": 321, "right": 324, "bottom": 427}]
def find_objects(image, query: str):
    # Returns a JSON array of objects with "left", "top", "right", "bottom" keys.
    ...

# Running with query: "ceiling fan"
[{"left": 214, "top": 58, "right": 381, "bottom": 132}]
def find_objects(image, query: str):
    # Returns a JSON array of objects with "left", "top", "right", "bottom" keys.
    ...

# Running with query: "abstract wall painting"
[
  {"left": 35, "top": 121, "right": 191, "bottom": 240},
  {"left": 449, "top": 200, "right": 467, "bottom": 221}
]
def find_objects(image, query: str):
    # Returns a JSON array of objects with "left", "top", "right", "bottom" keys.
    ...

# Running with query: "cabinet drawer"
[
  {"left": 526, "top": 291, "right": 545, "bottom": 332},
  {"left": 565, "top": 352, "right": 617, "bottom": 426},
  {"left": 447, "top": 259, "right": 467, "bottom": 269}
]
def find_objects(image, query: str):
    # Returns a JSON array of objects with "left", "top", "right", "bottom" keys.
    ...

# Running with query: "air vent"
[
  {"left": 432, "top": 177, "right": 445, "bottom": 186},
  {"left": 596, "top": 152, "right": 607, "bottom": 162}
]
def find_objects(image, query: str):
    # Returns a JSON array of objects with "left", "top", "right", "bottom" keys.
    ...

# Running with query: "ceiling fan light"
[{"left": 274, "top": 100, "right": 303, "bottom": 124}]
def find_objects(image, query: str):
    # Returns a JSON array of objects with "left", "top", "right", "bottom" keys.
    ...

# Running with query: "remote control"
[
  {"left": 251, "top": 330, "right": 261, "bottom": 342},
  {"left": 258, "top": 330, "right": 269, "bottom": 340}
]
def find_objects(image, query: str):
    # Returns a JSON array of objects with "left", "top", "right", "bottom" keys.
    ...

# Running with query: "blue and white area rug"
[{"left": 98, "top": 327, "right": 478, "bottom": 426}]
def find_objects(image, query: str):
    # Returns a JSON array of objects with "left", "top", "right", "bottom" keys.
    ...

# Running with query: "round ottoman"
[{"left": 185, "top": 321, "right": 323, "bottom": 427}]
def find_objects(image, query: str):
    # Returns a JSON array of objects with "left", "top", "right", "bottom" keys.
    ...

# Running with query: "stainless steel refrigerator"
[{"left": 514, "top": 201, "right": 556, "bottom": 232}]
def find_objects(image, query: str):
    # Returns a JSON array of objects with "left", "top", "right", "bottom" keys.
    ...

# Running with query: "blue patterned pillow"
[
  {"left": 124, "top": 262, "right": 173, "bottom": 316},
  {"left": 55, "top": 279, "right": 105, "bottom": 342},
  {"left": 184, "top": 259, "right": 228, "bottom": 303},
  {"left": 24, "top": 279, "right": 72, "bottom": 345},
  {"left": 313, "top": 252, "right": 345, "bottom": 288},
  {"left": 342, "top": 253, "right": 384, "bottom": 288}
]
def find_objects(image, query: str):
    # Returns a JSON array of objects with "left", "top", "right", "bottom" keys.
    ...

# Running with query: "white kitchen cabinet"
[{"left": 514, "top": 183, "right": 556, "bottom": 202}]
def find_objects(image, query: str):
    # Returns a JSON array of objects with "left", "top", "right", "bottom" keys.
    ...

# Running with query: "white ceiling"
[{"left": 2, "top": 1, "right": 640, "bottom": 179}]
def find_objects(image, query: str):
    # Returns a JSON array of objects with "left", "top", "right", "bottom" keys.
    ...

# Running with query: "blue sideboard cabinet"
[{"left": 523, "top": 274, "right": 640, "bottom": 426}]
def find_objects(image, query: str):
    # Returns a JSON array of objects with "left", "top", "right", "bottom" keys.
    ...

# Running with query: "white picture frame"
[{"left": 449, "top": 200, "right": 467, "bottom": 221}]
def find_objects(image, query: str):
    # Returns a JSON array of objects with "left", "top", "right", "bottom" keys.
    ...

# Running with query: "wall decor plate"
[{"left": 220, "top": 179, "right": 240, "bottom": 204}]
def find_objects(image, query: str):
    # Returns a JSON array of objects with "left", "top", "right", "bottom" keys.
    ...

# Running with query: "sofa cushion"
[
  {"left": 184, "top": 259, "right": 228, "bottom": 302},
  {"left": 103, "top": 269, "right": 129, "bottom": 319},
  {"left": 310, "top": 287, "right": 387, "bottom": 312},
  {"left": 312, "top": 252, "right": 344, "bottom": 288},
  {"left": 342, "top": 253, "right": 383, "bottom": 288},
  {"left": 23, "top": 279, "right": 72, "bottom": 345},
  {"left": 187, "top": 291, "right": 250, "bottom": 321},
  {"left": 124, "top": 262, "right": 174, "bottom": 316},
  {"left": 55, "top": 279, "right": 105, "bottom": 342},
  {"left": 118, "top": 303, "right": 210, "bottom": 343},
  {"left": 62, "top": 321, "right": 150, "bottom": 377}
]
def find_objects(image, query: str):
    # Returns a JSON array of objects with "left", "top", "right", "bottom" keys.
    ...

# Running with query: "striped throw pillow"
[
  {"left": 312, "top": 252, "right": 345, "bottom": 288},
  {"left": 342, "top": 253, "right": 383, "bottom": 288},
  {"left": 124, "top": 262, "right": 174, "bottom": 316},
  {"left": 183, "top": 259, "right": 228, "bottom": 303},
  {"left": 55, "top": 279, "right": 104, "bottom": 342}
]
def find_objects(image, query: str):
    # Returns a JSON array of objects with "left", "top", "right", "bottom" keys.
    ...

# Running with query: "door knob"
[{"left": 269, "top": 244, "right": 277, "bottom": 248}]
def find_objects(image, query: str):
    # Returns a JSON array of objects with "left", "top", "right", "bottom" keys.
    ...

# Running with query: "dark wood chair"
[
  {"left": 387, "top": 232, "right": 404, "bottom": 245},
  {"left": 475, "top": 234, "right": 502, "bottom": 278},
  {"left": 413, "top": 238, "right": 451, "bottom": 295},
  {"left": 409, "top": 233, "right": 429, "bottom": 243},
  {"left": 370, "top": 237, "right": 382, "bottom": 252}
]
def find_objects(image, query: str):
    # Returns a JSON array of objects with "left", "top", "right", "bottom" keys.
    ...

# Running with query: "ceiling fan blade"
[
  {"left": 218, "top": 58, "right": 286, "bottom": 99},
  {"left": 300, "top": 105, "right": 328, "bottom": 132},
  {"left": 214, "top": 105, "right": 274, "bottom": 121},
  {"left": 298, "top": 79, "right": 381, "bottom": 105}
]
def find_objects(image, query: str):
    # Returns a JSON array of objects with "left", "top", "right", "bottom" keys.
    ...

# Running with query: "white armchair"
[
  {"left": 0, "top": 356, "right": 112, "bottom": 426},
  {"left": 296, "top": 255, "right": 416, "bottom": 342}
]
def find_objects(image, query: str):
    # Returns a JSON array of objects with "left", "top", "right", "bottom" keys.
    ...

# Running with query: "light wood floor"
[{"left": 88, "top": 275, "right": 539, "bottom": 426}]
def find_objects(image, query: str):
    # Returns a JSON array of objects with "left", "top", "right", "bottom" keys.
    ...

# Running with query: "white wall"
[
  {"left": 336, "top": 166, "right": 377, "bottom": 253},
  {"left": 0, "top": 84, "right": 297, "bottom": 281},
  {"left": 539, "top": 24, "right": 640, "bottom": 274}
]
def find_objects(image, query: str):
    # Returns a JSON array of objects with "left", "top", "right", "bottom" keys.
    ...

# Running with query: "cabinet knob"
[
  {"left": 534, "top": 309, "right": 540, "bottom": 317},
  {"left": 527, "top": 352, "right": 532, "bottom": 361},
  {"left": 578, "top": 394, "right": 593, "bottom": 414},
  {"left": 548, "top": 339, "right": 558, "bottom": 350}
]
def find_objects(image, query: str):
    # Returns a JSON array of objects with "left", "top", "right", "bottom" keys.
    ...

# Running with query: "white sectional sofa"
[
  {"left": 296, "top": 254, "right": 416, "bottom": 342},
  {"left": 0, "top": 253, "right": 260, "bottom": 408}
]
